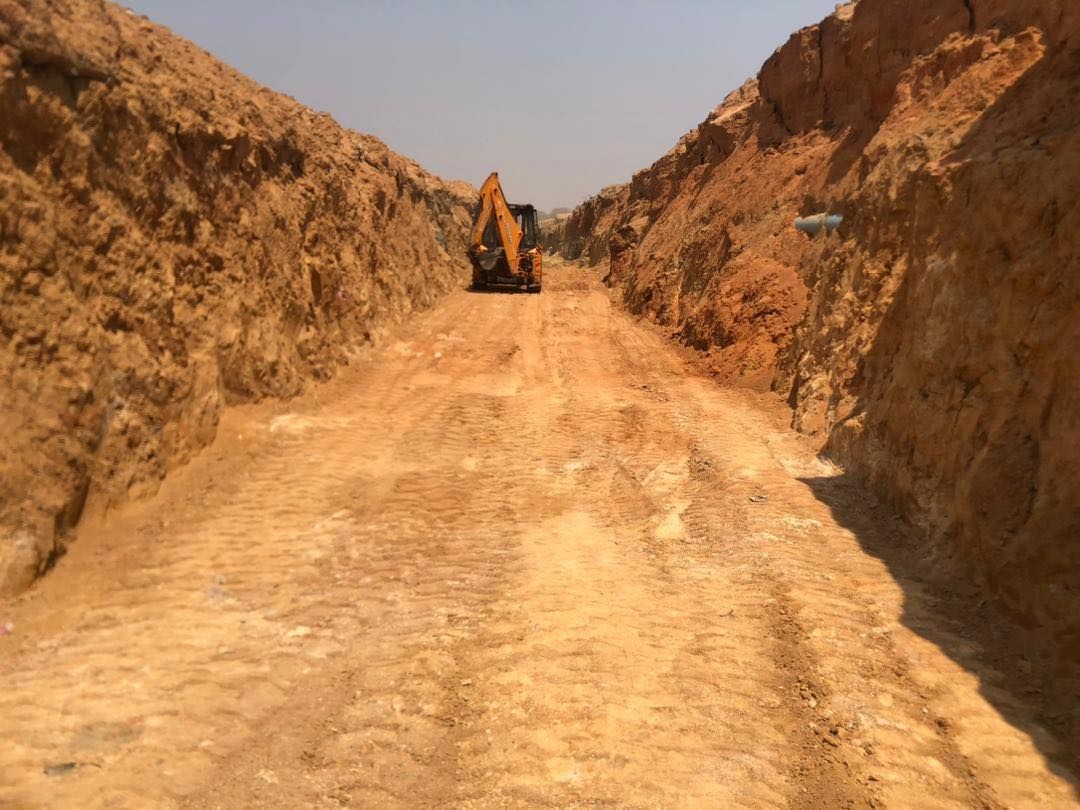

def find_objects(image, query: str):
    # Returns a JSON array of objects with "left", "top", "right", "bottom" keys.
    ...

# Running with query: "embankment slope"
[
  {"left": 557, "top": 0, "right": 1080, "bottom": 663},
  {"left": 0, "top": 0, "right": 475, "bottom": 594}
]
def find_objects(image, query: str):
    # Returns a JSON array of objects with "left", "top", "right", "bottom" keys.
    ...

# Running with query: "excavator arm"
[
  {"left": 470, "top": 172, "right": 523, "bottom": 273},
  {"left": 467, "top": 171, "right": 542, "bottom": 292}
]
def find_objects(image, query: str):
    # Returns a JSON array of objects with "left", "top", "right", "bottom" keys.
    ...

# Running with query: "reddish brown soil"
[
  {"left": 0, "top": 0, "right": 475, "bottom": 595},
  {"left": 554, "top": 0, "right": 1080, "bottom": 671}
]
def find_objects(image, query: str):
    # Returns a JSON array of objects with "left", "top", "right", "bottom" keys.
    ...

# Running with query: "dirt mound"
[
  {"left": 0, "top": 0, "right": 476, "bottom": 595},
  {"left": 557, "top": 0, "right": 1080, "bottom": 665}
]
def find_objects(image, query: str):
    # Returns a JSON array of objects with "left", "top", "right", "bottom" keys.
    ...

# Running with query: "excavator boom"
[
  {"left": 471, "top": 173, "right": 522, "bottom": 272},
  {"left": 467, "top": 172, "right": 542, "bottom": 292}
]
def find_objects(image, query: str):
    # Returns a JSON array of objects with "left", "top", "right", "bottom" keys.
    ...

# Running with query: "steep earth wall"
[
  {"left": 0, "top": 0, "right": 475, "bottom": 595},
  {"left": 558, "top": 0, "right": 1080, "bottom": 663},
  {"left": 554, "top": 183, "right": 627, "bottom": 266}
]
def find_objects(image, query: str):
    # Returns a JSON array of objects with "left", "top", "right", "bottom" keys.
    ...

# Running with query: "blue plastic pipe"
[{"left": 794, "top": 213, "right": 843, "bottom": 236}]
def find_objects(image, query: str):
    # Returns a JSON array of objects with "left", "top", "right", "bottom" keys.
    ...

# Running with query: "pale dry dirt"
[{"left": 0, "top": 262, "right": 1075, "bottom": 809}]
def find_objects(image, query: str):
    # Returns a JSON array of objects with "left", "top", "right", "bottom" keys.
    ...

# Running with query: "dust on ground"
[{"left": 0, "top": 263, "right": 1075, "bottom": 808}]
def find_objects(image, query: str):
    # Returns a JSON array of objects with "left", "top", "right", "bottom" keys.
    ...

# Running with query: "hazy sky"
[{"left": 124, "top": 1, "right": 838, "bottom": 210}]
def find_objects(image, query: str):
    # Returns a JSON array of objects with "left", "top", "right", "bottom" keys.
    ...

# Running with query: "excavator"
[{"left": 467, "top": 172, "right": 542, "bottom": 292}]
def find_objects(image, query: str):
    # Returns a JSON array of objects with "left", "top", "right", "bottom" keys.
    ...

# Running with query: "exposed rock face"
[
  {"left": 558, "top": 0, "right": 1080, "bottom": 663},
  {"left": 556, "top": 183, "right": 628, "bottom": 265},
  {"left": 537, "top": 213, "right": 569, "bottom": 256},
  {"left": 0, "top": 0, "right": 475, "bottom": 594}
]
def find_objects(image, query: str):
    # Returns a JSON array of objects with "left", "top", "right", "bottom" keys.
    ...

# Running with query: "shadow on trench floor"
[
  {"left": 465, "top": 285, "right": 541, "bottom": 295},
  {"left": 800, "top": 472, "right": 1080, "bottom": 798}
]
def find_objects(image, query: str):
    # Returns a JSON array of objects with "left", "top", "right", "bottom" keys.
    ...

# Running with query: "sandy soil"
[{"left": 0, "top": 262, "right": 1075, "bottom": 808}]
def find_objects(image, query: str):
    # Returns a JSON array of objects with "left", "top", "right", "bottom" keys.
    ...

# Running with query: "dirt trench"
[
  {"left": 549, "top": 1, "right": 1080, "bottom": 666},
  {"left": 0, "top": 0, "right": 476, "bottom": 596},
  {"left": 0, "top": 262, "right": 1075, "bottom": 808}
]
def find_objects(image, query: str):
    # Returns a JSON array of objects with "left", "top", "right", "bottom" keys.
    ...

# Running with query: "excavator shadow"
[{"left": 465, "top": 283, "right": 540, "bottom": 295}]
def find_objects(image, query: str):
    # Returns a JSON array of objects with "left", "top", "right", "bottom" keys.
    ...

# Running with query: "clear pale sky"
[{"left": 124, "top": 1, "right": 838, "bottom": 210}]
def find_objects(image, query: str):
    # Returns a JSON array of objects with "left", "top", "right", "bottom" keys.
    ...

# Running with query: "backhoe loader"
[{"left": 468, "top": 172, "right": 542, "bottom": 292}]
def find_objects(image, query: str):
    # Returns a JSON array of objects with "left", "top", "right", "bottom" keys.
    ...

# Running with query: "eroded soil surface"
[{"left": 1, "top": 263, "right": 1075, "bottom": 808}]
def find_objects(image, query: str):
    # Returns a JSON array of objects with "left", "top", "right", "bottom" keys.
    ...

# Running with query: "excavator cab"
[
  {"left": 468, "top": 173, "right": 543, "bottom": 292},
  {"left": 512, "top": 205, "right": 539, "bottom": 250}
]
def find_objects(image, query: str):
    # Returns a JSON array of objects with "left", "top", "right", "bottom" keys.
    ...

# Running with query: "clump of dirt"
[
  {"left": 0, "top": 0, "right": 475, "bottom": 594},
  {"left": 556, "top": 0, "right": 1080, "bottom": 665}
]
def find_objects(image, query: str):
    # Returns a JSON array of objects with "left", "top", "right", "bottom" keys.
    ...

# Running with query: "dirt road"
[{"left": 0, "top": 263, "right": 1075, "bottom": 808}]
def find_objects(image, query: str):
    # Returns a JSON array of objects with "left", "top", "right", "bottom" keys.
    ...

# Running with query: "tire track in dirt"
[
  {"left": 441, "top": 279, "right": 835, "bottom": 806},
  {"left": 0, "top": 263, "right": 1074, "bottom": 808},
  {"left": 600, "top": 294, "right": 1076, "bottom": 809}
]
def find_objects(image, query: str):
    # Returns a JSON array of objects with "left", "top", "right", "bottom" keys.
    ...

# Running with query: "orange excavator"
[{"left": 468, "top": 172, "right": 542, "bottom": 293}]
